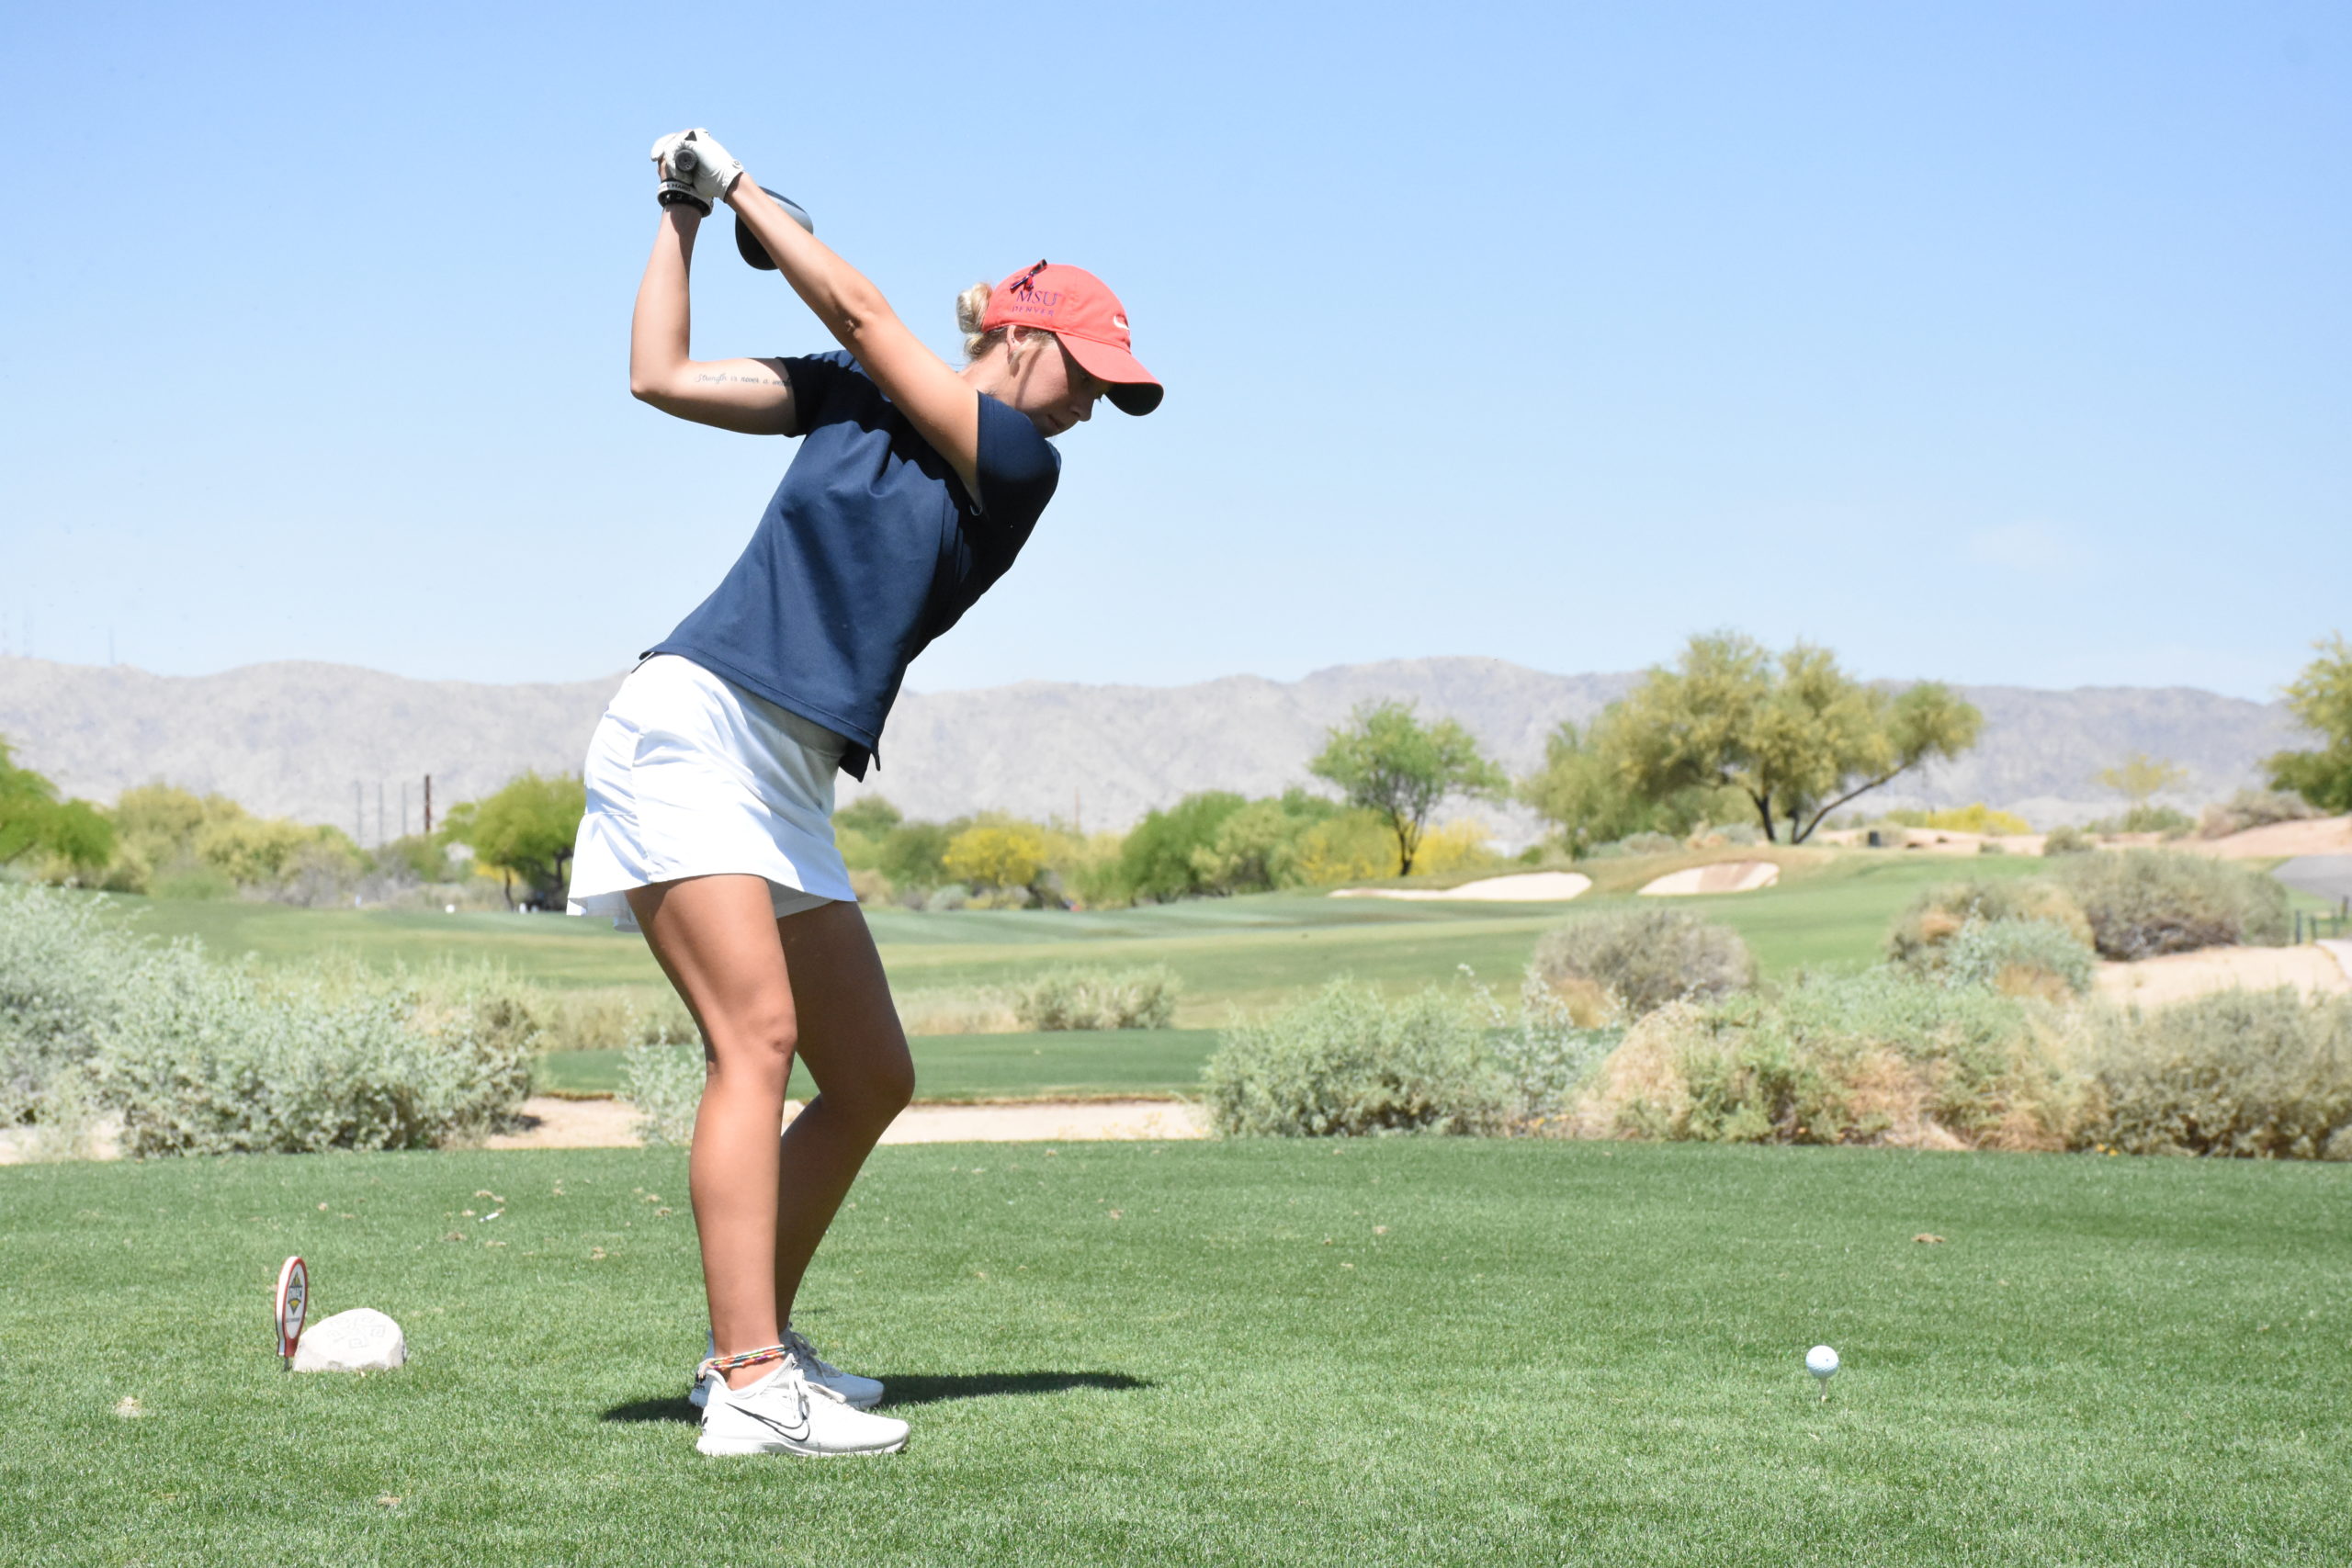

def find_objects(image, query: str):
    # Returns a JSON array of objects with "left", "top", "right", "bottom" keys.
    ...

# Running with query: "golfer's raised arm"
[
  {"left": 628, "top": 205, "right": 798, "bottom": 435},
  {"left": 729, "top": 182, "right": 983, "bottom": 498}
]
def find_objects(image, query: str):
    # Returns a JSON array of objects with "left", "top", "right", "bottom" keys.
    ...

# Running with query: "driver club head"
[{"left": 735, "top": 187, "right": 816, "bottom": 269}]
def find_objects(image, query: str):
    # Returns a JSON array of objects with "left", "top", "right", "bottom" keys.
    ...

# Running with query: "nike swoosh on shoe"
[{"left": 732, "top": 1404, "right": 810, "bottom": 1443}]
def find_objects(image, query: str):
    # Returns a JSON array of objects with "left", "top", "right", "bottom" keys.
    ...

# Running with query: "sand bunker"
[
  {"left": 1329, "top": 872, "right": 1592, "bottom": 902},
  {"left": 2180, "top": 815, "right": 2352, "bottom": 861},
  {"left": 2094, "top": 943, "right": 2352, "bottom": 1007},
  {"left": 1638, "top": 861, "right": 1781, "bottom": 897}
]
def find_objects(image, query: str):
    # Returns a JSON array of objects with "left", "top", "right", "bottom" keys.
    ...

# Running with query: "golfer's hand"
[
  {"left": 651, "top": 128, "right": 745, "bottom": 209},
  {"left": 650, "top": 131, "right": 712, "bottom": 214}
]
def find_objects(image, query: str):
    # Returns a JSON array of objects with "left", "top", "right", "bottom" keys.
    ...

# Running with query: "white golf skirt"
[{"left": 566, "top": 655, "right": 856, "bottom": 933}]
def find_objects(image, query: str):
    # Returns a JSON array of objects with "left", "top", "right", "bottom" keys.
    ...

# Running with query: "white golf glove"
[
  {"left": 650, "top": 130, "right": 709, "bottom": 214},
  {"left": 650, "top": 129, "right": 745, "bottom": 210}
]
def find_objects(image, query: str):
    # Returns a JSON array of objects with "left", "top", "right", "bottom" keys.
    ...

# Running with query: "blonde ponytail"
[{"left": 956, "top": 280, "right": 997, "bottom": 359}]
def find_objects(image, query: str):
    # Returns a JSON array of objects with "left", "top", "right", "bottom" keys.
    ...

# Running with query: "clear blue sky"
[{"left": 3, "top": 2, "right": 2345, "bottom": 701}]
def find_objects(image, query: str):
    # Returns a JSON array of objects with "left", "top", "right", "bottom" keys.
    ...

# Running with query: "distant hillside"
[{"left": 0, "top": 655, "right": 2306, "bottom": 842}]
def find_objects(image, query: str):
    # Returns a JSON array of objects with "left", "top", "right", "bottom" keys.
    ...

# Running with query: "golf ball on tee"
[{"left": 1806, "top": 1345, "right": 1840, "bottom": 1380}]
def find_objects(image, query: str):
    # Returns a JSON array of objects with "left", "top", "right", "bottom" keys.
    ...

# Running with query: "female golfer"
[{"left": 565, "top": 129, "right": 1160, "bottom": 1457}]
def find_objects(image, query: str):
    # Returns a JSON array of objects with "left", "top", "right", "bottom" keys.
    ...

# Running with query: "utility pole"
[{"left": 424, "top": 774, "right": 433, "bottom": 837}]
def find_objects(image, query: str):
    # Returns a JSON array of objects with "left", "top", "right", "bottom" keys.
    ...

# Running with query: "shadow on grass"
[{"left": 601, "top": 1371, "right": 1149, "bottom": 1426}]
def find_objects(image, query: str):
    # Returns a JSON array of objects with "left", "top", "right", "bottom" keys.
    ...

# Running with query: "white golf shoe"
[
  {"left": 686, "top": 1326, "right": 884, "bottom": 1411},
  {"left": 695, "top": 1355, "right": 909, "bottom": 1458}
]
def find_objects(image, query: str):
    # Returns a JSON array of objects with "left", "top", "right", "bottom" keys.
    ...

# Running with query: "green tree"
[
  {"left": 1603, "top": 632, "right": 1982, "bottom": 843},
  {"left": 1121, "top": 792, "right": 1249, "bottom": 901},
  {"left": 440, "top": 771, "right": 586, "bottom": 909},
  {"left": 834, "top": 795, "right": 903, "bottom": 836},
  {"left": 876, "top": 818, "right": 963, "bottom": 890},
  {"left": 2096, "top": 751, "right": 2189, "bottom": 810},
  {"left": 2266, "top": 633, "right": 2352, "bottom": 813},
  {"left": 193, "top": 817, "right": 364, "bottom": 892},
  {"left": 1308, "top": 702, "right": 1507, "bottom": 875},
  {"left": 0, "top": 738, "right": 116, "bottom": 875},
  {"left": 943, "top": 818, "right": 1050, "bottom": 892},
  {"left": 1515, "top": 721, "right": 1725, "bottom": 853},
  {"left": 1186, "top": 790, "right": 1342, "bottom": 894},
  {"left": 101, "top": 783, "right": 248, "bottom": 892}
]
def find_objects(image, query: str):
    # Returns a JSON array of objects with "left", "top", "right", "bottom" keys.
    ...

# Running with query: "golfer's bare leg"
[
  {"left": 768, "top": 901, "right": 914, "bottom": 1322},
  {"left": 627, "top": 875, "right": 796, "bottom": 1391}
]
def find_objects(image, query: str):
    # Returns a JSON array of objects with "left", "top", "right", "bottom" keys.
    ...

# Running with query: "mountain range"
[{"left": 0, "top": 655, "right": 2306, "bottom": 842}]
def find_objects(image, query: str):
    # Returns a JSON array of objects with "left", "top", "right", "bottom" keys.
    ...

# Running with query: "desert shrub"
[
  {"left": 1531, "top": 908, "right": 1756, "bottom": 1020},
  {"left": 1585, "top": 831, "right": 1681, "bottom": 860},
  {"left": 896, "top": 987, "right": 1019, "bottom": 1036},
  {"left": 92, "top": 963, "right": 531, "bottom": 1157},
  {"left": 1689, "top": 822, "right": 1765, "bottom": 847},
  {"left": 2041, "top": 825, "right": 2094, "bottom": 856},
  {"left": 1202, "top": 981, "right": 1507, "bottom": 1137},
  {"left": 2, "top": 884, "right": 531, "bottom": 1154},
  {"left": 2084, "top": 805, "right": 2197, "bottom": 838},
  {"left": 379, "top": 968, "right": 695, "bottom": 1056},
  {"left": 622, "top": 1042, "right": 705, "bottom": 1146},
  {"left": 1885, "top": 877, "right": 2093, "bottom": 974},
  {"left": 923, "top": 884, "right": 971, "bottom": 912},
  {"left": 2052, "top": 849, "right": 2289, "bottom": 959},
  {"left": 546, "top": 987, "right": 697, "bottom": 1053},
  {"left": 1012, "top": 965, "right": 1180, "bottom": 1031},
  {"left": 1884, "top": 804, "right": 2033, "bottom": 836},
  {"left": 2199, "top": 789, "right": 2320, "bottom": 840},
  {"left": 1572, "top": 970, "right": 2086, "bottom": 1150},
  {"left": 0, "top": 882, "right": 145, "bottom": 1125},
  {"left": 1459, "top": 964, "right": 1621, "bottom": 1120},
  {"left": 2083, "top": 990, "right": 2352, "bottom": 1158},
  {"left": 1935, "top": 918, "right": 2096, "bottom": 999}
]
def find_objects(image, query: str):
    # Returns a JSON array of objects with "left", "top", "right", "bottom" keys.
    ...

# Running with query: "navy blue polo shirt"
[{"left": 647, "top": 351, "right": 1059, "bottom": 778}]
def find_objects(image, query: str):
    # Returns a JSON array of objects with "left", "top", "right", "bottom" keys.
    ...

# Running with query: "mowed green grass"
[
  {"left": 537, "top": 1029, "right": 1224, "bottom": 1101},
  {"left": 118, "top": 851, "right": 2043, "bottom": 1023},
  {"left": 4, "top": 1140, "right": 2347, "bottom": 1565}
]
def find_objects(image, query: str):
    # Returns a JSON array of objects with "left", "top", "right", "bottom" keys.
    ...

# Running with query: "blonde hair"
[{"left": 956, "top": 280, "right": 1051, "bottom": 365}]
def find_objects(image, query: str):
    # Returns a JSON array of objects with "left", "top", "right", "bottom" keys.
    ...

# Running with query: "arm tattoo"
[{"left": 690, "top": 370, "right": 785, "bottom": 388}]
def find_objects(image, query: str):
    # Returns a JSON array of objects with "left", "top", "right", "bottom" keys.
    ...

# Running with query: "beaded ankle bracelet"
[{"left": 695, "top": 1343, "right": 794, "bottom": 1383}]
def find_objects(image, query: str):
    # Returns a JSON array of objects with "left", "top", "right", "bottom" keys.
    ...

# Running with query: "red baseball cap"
[{"left": 980, "top": 262, "right": 1162, "bottom": 415}]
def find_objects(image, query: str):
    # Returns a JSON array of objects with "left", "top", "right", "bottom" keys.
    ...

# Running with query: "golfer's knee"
[
  {"left": 835, "top": 1051, "right": 915, "bottom": 1125},
  {"left": 707, "top": 1004, "right": 797, "bottom": 1084},
  {"left": 876, "top": 1054, "right": 916, "bottom": 1115}
]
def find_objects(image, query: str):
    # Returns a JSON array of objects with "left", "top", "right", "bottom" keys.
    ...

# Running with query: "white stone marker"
[{"left": 291, "top": 1308, "right": 408, "bottom": 1372}]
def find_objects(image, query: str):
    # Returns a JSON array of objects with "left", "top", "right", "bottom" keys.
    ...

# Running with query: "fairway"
[
  {"left": 5, "top": 1140, "right": 2346, "bottom": 1565},
  {"left": 115, "top": 852, "right": 2048, "bottom": 1029}
]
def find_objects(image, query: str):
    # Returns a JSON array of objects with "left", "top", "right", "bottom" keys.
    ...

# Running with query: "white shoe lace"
[{"left": 782, "top": 1327, "right": 844, "bottom": 1381}]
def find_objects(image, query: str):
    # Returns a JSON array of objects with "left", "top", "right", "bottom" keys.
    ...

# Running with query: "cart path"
[{"left": 1, "top": 1097, "right": 1209, "bottom": 1164}]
